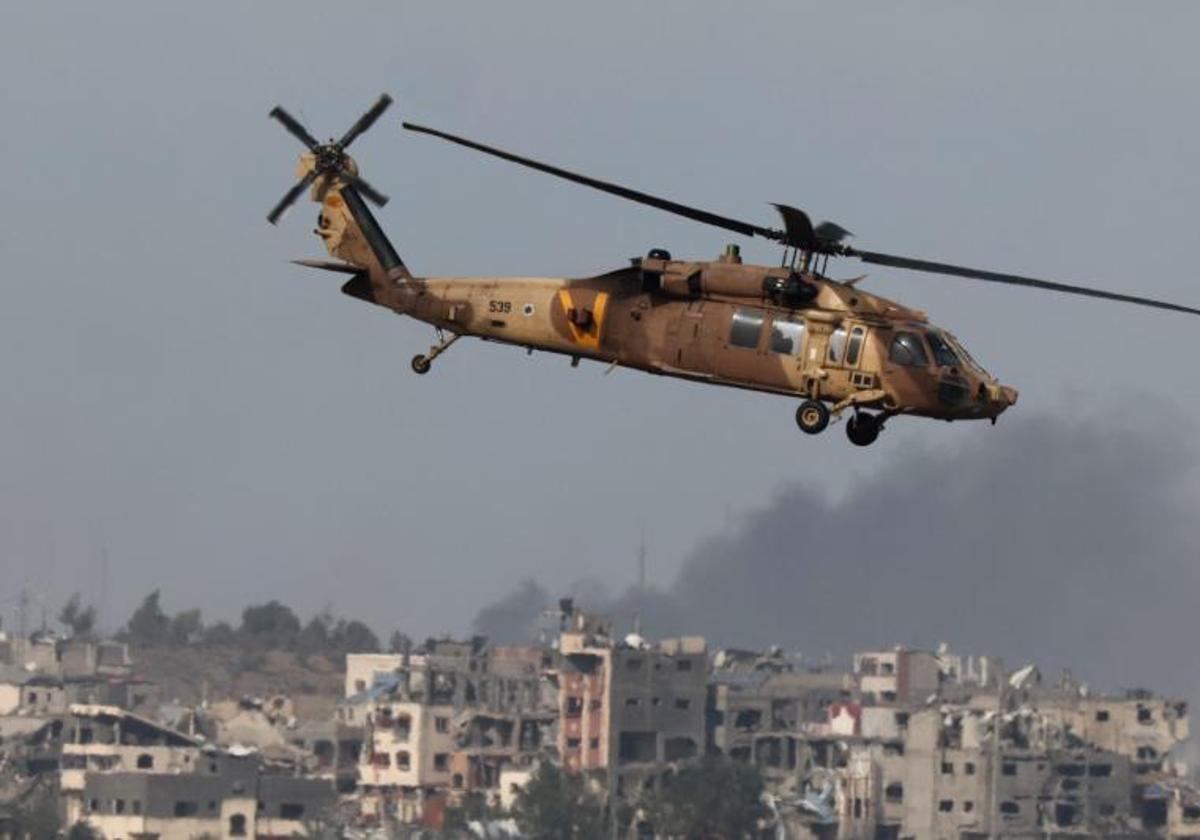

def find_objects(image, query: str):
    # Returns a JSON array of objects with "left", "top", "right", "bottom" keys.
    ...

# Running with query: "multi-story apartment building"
[
  {"left": 554, "top": 606, "right": 707, "bottom": 801},
  {"left": 347, "top": 637, "right": 555, "bottom": 826}
]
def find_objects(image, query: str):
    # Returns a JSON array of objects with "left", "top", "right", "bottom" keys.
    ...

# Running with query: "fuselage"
[{"left": 374, "top": 255, "right": 1016, "bottom": 422}]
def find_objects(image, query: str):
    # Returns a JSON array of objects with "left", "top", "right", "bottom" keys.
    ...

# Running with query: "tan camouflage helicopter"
[{"left": 267, "top": 95, "right": 1200, "bottom": 446}]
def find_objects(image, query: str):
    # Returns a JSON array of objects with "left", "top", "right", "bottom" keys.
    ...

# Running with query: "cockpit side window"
[
  {"left": 925, "top": 331, "right": 960, "bottom": 367},
  {"left": 889, "top": 332, "right": 930, "bottom": 367}
]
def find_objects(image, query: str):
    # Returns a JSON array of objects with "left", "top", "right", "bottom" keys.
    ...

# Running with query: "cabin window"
[
  {"left": 889, "top": 332, "right": 929, "bottom": 367},
  {"left": 729, "top": 308, "right": 764, "bottom": 349},
  {"left": 828, "top": 327, "right": 847, "bottom": 362},
  {"left": 845, "top": 326, "right": 866, "bottom": 366},
  {"left": 926, "top": 331, "right": 960, "bottom": 367},
  {"left": 769, "top": 319, "right": 805, "bottom": 355}
]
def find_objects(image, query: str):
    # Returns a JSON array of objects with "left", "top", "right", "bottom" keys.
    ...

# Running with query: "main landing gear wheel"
[
  {"left": 795, "top": 400, "right": 830, "bottom": 435},
  {"left": 411, "top": 354, "right": 432, "bottom": 375},
  {"left": 846, "top": 412, "right": 882, "bottom": 447}
]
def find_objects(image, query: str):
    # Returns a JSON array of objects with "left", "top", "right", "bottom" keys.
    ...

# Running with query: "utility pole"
[
  {"left": 633, "top": 526, "right": 647, "bottom": 637},
  {"left": 17, "top": 586, "right": 29, "bottom": 640}
]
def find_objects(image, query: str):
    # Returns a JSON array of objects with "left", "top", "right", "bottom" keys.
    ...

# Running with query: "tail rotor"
[{"left": 266, "top": 94, "right": 393, "bottom": 225}]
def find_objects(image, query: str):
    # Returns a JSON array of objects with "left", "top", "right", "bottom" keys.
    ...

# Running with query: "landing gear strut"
[
  {"left": 846, "top": 411, "right": 882, "bottom": 447},
  {"left": 411, "top": 331, "right": 460, "bottom": 375},
  {"left": 795, "top": 400, "right": 830, "bottom": 435}
]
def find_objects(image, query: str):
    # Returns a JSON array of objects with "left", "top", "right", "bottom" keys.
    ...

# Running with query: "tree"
[
  {"left": 168, "top": 608, "right": 204, "bottom": 644},
  {"left": 126, "top": 590, "right": 170, "bottom": 644},
  {"left": 239, "top": 601, "right": 301, "bottom": 649},
  {"left": 512, "top": 762, "right": 605, "bottom": 840},
  {"left": 296, "top": 615, "right": 331, "bottom": 657},
  {"left": 10, "top": 785, "right": 61, "bottom": 838},
  {"left": 66, "top": 822, "right": 101, "bottom": 840},
  {"left": 388, "top": 630, "right": 412, "bottom": 654},
  {"left": 58, "top": 593, "right": 97, "bottom": 638},
  {"left": 641, "top": 758, "right": 766, "bottom": 839},
  {"left": 329, "top": 619, "right": 380, "bottom": 654},
  {"left": 202, "top": 620, "right": 237, "bottom": 646}
]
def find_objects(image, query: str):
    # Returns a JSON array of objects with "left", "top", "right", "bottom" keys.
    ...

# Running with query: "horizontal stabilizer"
[{"left": 292, "top": 258, "right": 364, "bottom": 275}]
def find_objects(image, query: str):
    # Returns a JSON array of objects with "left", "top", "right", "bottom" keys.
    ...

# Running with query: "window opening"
[
  {"left": 845, "top": 326, "right": 866, "bottom": 366},
  {"left": 769, "top": 319, "right": 805, "bottom": 355},
  {"left": 730, "top": 308, "right": 765, "bottom": 349},
  {"left": 828, "top": 327, "right": 847, "bottom": 362}
]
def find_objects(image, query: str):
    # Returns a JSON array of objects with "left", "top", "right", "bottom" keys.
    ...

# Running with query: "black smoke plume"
[{"left": 474, "top": 412, "right": 1199, "bottom": 696}]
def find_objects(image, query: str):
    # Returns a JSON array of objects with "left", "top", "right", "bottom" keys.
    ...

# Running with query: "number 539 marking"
[{"left": 488, "top": 300, "right": 512, "bottom": 314}]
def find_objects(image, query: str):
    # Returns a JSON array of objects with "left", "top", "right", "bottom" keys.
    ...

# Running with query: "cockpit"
[
  {"left": 887, "top": 328, "right": 989, "bottom": 377},
  {"left": 886, "top": 326, "right": 1014, "bottom": 417}
]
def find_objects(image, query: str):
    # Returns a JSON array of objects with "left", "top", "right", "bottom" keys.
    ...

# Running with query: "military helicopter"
[{"left": 267, "top": 95, "right": 1200, "bottom": 446}]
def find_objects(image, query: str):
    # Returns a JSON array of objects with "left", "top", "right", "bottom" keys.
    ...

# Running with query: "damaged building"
[
  {"left": 553, "top": 605, "right": 707, "bottom": 801},
  {"left": 347, "top": 637, "right": 556, "bottom": 827}
]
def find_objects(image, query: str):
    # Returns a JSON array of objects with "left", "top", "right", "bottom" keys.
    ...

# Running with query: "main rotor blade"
[
  {"left": 403, "top": 122, "right": 780, "bottom": 242},
  {"left": 336, "top": 166, "right": 389, "bottom": 207},
  {"left": 339, "top": 94, "right": 394, "bottom": 149},
  {"left": 854, "top": 250, "right": 1200, "bottom": 317},
  {"left": 269, "top": 106, "right": 319, "bottom": 151},
  {"left": 267, "top": 170, "right": 318, "bottom": 225}
]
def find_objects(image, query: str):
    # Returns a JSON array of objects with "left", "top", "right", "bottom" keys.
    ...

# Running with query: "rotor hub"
[{"left": 314, "top": 144, "right": 345, "bottom": 172}]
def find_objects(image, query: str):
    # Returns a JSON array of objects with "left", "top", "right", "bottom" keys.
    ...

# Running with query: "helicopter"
[{"left": 267, "top": 95, "right": 1200, "bottom": 447}]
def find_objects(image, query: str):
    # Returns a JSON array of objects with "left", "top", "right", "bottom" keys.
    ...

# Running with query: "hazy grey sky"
[{"left": 2, "top": 3, "right": 1198, "bottom": 657}]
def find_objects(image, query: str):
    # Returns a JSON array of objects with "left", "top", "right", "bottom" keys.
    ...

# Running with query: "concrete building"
[
  {"left": 708, "top": 654, "right": 857, "bottom": 794},
  {"left": 60, "top": 704, "right": 206, "bottom": 825},
  {"left": 853, "top": 648, "right": 941, "bottom": 706},
  {"left": 76, "top": 755, "right": 335, "bottom": 839},
  {"left": 554, "top": 607, "right": 707, "bottom": 803},
  {"left": 349, "top": 637, "right": 554, "bottom": 827}
]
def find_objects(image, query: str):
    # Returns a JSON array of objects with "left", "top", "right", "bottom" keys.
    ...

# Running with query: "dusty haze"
[{"left": 1, "top": 3, "right": 1198, "bottom": 702}]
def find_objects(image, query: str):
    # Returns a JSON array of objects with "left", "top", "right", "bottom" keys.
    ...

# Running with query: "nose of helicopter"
[{"left": 986, "top": 383, "right": 1019, "bottom": 416}]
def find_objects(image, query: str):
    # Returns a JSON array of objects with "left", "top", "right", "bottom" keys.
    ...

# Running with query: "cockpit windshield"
[
  {"left": 943, "top": 331, "right": 990, "bottom": 376},
  {"left": 925, "top": 331, "right": 961, "bottom": 368}
]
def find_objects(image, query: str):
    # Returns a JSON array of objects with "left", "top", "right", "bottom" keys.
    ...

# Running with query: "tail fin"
[{"left": 310, "top": 167, "right": 412, "bottom": 284}]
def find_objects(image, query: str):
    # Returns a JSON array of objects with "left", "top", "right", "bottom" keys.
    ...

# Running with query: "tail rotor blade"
[
  {"left": 269, "top": 106, "right": 319, "bottom": 151},
  {"left": 267, "top": 170, "right": 318, "bottom": 225},
  {"left": 337, "top": 166, "right": 389, "bottom": 208},
  {"left": 338, "top": 94, "right": 393, "bottom": 149}
]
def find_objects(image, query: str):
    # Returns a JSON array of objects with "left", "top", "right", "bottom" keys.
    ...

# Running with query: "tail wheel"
[
  {"left": 846, "top": 412, "right": 882, "bottom": 446},
  {"left": 411, "top": 354, "right": 432, "bottom": 375},
  {"left": 795, "top": 400, "right": 830, "bottom": 435}
]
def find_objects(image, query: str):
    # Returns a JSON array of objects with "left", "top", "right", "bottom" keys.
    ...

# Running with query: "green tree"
[
  {"left": 202, "top": 620, "right": 237, "bottom": 646},
  {"left": 329, "top": 619, "right": 380, "bottom": 654},
  {"left": 443, "top": 791, "right": 489, "bottom": 835},
  {"left": 10, "top": 785, "right": 61, "bottom": 838},
  {"left": 168, "top": 608, "right": 204, "bottom": 644},
  {"left": 642, "top": 758, "right": 766, "bottom": 839},
  {"left": 66, "top": 822, "right": 101, "bottom": 840},
  {"left": 58, "top": 593, "right": 97, "bottom": 638},
  {"left": 297, "top": 614, "right": 331, "bottom": 657},
  {"left": 126, "top": 590, "right": 170, "bottom": 644},
  {"left": 388, "top": 630, "right": 412, "bottom": 654},
  {"left": 239, "top": 601, "right": 301, "bottom": 649},
  {"left": 512, "top": 762, "right": 605, "bottom": 840}
]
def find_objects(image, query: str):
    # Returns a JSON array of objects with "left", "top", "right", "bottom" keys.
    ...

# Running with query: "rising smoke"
[{"left": 474, "top": 410, "right": 1200, "bottom": 697}]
